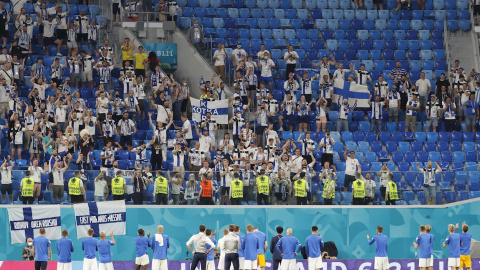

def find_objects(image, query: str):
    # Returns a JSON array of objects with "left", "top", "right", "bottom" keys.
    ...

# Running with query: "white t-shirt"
[
  {"left": 182, "top": 120, "right": 193, "bottom": 140},
  {"left": 345, "top": 157, "right": 359, "bottom": 176},
  {"left": 199, "top": 135, "right": 212, "bottom": 153},
  {"left": 232, "top": 48, "right": 247, "bottom": 66},
  {"left": 97, "top": 97, "right": 109, "bottom": 114},
  {"left": 1, "top": 166, "right": 12, "bottom": 184},
  {"left": 52, "top": 167, "right": 66, "bottom": 186},
  {"left": 415, "top": 79, "right": 431, "bottom": 96},
  {"left": 284, "top": 51, "right": 299, "bottom": 64},
  {"left": 213, "top": 49, "right": 227, "bottom": 66},
  {"left": 319, "top": 137, "right": 334, "bottom": 153},
  {"left": 28, "top": 166, "right": 44, "bottom": 184},
  {"left": 260, "top": 59, "right": 275, "bottom": 77}
]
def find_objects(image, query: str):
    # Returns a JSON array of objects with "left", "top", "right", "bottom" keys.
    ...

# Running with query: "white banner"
[
  {"left": 8, "top": 206, "right": 61, "bottom": 244},
  {"left": 74, "top": 201, "right": 126, "bottom": 238},
  {"left": 190, "top": 98, "right": 229, "bottom": 124}
]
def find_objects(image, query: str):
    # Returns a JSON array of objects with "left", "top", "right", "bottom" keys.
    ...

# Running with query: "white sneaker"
[
  {"left": 278, "top": 127, "right": 284, "bottom": 131},
  {"left": 56, "top": 53, "right": 62, "bottom": 56}
]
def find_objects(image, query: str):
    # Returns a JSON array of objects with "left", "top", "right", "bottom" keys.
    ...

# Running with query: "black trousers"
[
  {"left": 113, "top": 194, "right": 125, "bottom": 201},
  {"left": 273, "top": 259, "right": 282, "bottom": 270},
  {"left": 257, "top": 194, "right": 269, "bottom": 205},
  {"left": 156, "top": 194, "right": 168, "bottom": 205},
  {"left": 200, "top": 197, "right": 213, "bottom": 205},
  {"left": 324, "top": 198, "right": 333, "bottom": 205},
  {"left": 286, "top": 63, "right": 296, "bottom": 80},
  {"left": 22, "top": 197, "right": 34, "bottom": 204},
  {"left": 225, "top": 253, "right": 239, "bottom": 270},
  {"left": 151, "top": 152, "right": 163, "bottom": 171},
  {"left": 230, "top": 198, "right": 242, "bottom": 205},
  {"left": 386, "top": 199, "right": 396, "bottom": 205},
  {"left": 353, "top": 198, "right": 365, "bottom": 205},
  {"left": 445, "top": 119, "right": 456, "bottom": 132},
  {"left": 296, "top": 196, "right": 307, "bottom": 205},
  {"left": 191, "top": 252, "right": 207, "bottom": 270},
  {"left": 380, "top": 186, "right": 387, "bottom": 201},
  {"left": 35, "top": 261, "right": 48, "bottom": 270},
  {"left": 133, "top": 192, "right": 144, "bottom": 205}
]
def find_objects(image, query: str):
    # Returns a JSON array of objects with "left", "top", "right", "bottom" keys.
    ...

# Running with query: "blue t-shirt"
[
  {"left": 368, "top": 234, "right": 388, "bottom": 257},
  {"left": 57, "top": 237, "right": 74, "bottom": 263},
  {"left": 151, "top": 234, "right": 169, "bottom": 260},
  {"left": 427, "top": 233, "right": 435, "bottom": 254},
  {"left": 415, "top": 233, "right": 432, "bottom": 259},
  {"left": 444, "top": 233, "right": 461, "bottom": 258},
  {"left": 97, "top": 240, "right": 114, "bottom": 263},
  {"left": 82, "top": 237, "right": 98, "bottom": 259},
  {"left": 459, "top": 233, "right": 472, "bottom": 255},
  {"left": 252, "top": 230, "right": 266, "bottom": 255},
  {"left": 236, "top": 233, "right": 244, "bottom": 258},
  {"left": 206, "top": 238, "right": 217, "bottom": 261},
  {"left": 134, "top": 236, "right": 151, "bottom": 257},
  {"left": 33, "top": 236, "right": 51, "bottom": 262},
  {"left": 275, "top": 235, "right": 302, "bottom": 260},
  {"left": 242, "top": 233, "right": 259, "bottom": 260},
  {"left": 305, "top": 234, "right": 324, "bottom": 258}
]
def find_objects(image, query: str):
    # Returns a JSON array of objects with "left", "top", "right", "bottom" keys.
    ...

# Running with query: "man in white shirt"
[
  {"left": 283, "top": 72, "right": 299, "bottom": 103},
  {"left": 28, "top": 159, "right": 46, "bottom": 203},
  {"left": 0, "top": 46, "right": 11, "bottom": 70},
  {"left": 172, "top": 142, "right": 186, "bottom": 174},
  {"left": 181, "top": 113, "right": 193, "bottom": 145},
  {"left": 284, "top": 45, "right": 299, "bottom": 80},
  {"left": 296, "top": 72, "right": 317, "bottom": 103},
  {"left": 425, "top": 95, "right": 441, "bottom": 132},
  {"left": 333, "top": 62, "right": 352, "bottom": 81},
  {"left": 405, "top": 93, "right": 421, "bottom": 132},
  {"left": 258, "top": 51, "right": 275, "bottom": 90},
  {"left": 369, "top": 95, "right": 384, "bottom": 132},
  {"left": 353, "top": 62, "right": 372, "bottom": 85},
  {"left": 374, "top": 75, "right": 389, "bottom": 101},
  {"left": 417, "top": 161, "right": 442, "bottom": 205},
  {"left": 51, "top": 157, "right": 67, "bottom": 202},
  {"left": 415, "top": 72, "right": 432, "bottom": 110},
  {"left": 319, "top": 130, "right": 335, "bottom": 165},
  {"left": 189, "top": 142, "right": 205, "bottom": 173},
  {"left": 219, "top": 133, "right": 235, "bottom": 156},
  {"left": 386, "top": 85, "right": 401, "bottom": 122},
  {"left": 196, "top": 127, "right": 213, "bottom": 161},
  {"left": 123, "top": 90, "right": 140, "bottom": 120},
  {"left": 39, "top": 16, "right": 62, "bottom": 56},
  {"left": 279, "top": 93, "right": 296, "bottom": 131},
  {"left": 343, "top": 148, "right": 361, "bottom": 191},
  {"left": 80, "top": 50, "right": 95, "bottom": 89},
  {"left": 337, "top": 99, "right": 357, "bottom": 132},
  {"left": 232, "top": 43, "right": 246, "bottom": 69},
  {"left": 74, "top": 9, "right": 89, "bottom": 46},
  {"left": 117, "top": 112, "right": 136, "bottom": 151},
  {"left": 0, "top": 157, "right": 14, "bottom": 202},
  {"left": 213, "top": 42, "right": 227, "bottom": 82}
]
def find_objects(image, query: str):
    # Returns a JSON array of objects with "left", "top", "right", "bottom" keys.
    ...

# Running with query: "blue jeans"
[
  {"left": 95, "top": 196, "right": 106, "bottom": 202},
  {"left": 337, "top": 119, "right": 349, "bottom": 132}
]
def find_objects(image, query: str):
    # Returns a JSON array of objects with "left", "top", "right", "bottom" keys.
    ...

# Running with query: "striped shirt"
[{"left": 390, "top": 68, "right": 407, "bottom": 78}]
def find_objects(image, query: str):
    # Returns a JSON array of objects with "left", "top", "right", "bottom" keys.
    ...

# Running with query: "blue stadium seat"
[
  {"left": 447, "top": 20, "right": 459, "bottom": 32},
  {"left": 466, "top": 151, "right": 477, "bottom": 162},
  {"left": 456, "top": 171, "right": 468, "bottom": 182},
  {"left": 460, "top": 20, "right": 472, "bottom": 32}
]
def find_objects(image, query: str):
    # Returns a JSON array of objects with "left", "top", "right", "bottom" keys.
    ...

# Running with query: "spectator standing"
[
  {"left": 258, "top": 52, "right": 275, "bottom": 90},
  {"left": 187, "top": 19, "right": 205, "bottom": 53},
  {"left": 417, "top": 161, "right": 441, "bottom": 205},
  {"left": 416, "top": 72, "right": 432, "bottom": 109},
  {"left": 80, "top": 50, "right": 95, "bottom": 89},
  {"left": 170, "top": 172, "right": 184, "bottom": 205},
  {"left": 232, "top": 43, "right": 247, "bottom": 70},
  {"left": 121, "top": 38, "right": 135, "bottom": 69},
  {"left": 94, "top": 171, "right": 109, "bottom": 202},
  {"left": 425, "top": 95, "right": 441, "bottom": 132},
  {"left": 284, "top": 45, "right": 299, "bottom": 80},
  {"left": 213, "top": 42, "right": 227, "bottom": 82},
  {"left": 0, "top": 157, "right": 13, "bottom": 202},
  {"left": 51, "top": 157, "right": 67, "bottom": 202},
  {"left": 364, "top": 173, "right": 376, "bottom": 205},
  {"left": 32, "top": 228, "right": 52, "bottom": 270},
  {"left": 353, "top": 62, "right": 373, "bottom": 86},
  {"left": 337, "top": 99, "right": 357, "bottom": 132},
  {"left": 435, "top": 73, "right": 451, "bottom": 101},
  {"left": 0, "top": 2, "right": 9, "bottom": 47},
  {"left": 133, "top": 45, "right": 147, "bottom": 78},
  {"left": 443, "top": 97, "right": 457, "bottom": 132},
  {"left": 405, "top": 93, "right": 420, "bottom": 132},
  {"left": 75, "top": 9, "right": 89, "bottom": 47},
  {"left": 344, "top": 149, "right": 361, "bottom": 192},
  {"left": 378, "top": 164, "right": 392, "bottom": 201},
  {"left": 369, "top": 95, "right": 384, "bottom": 132},
  {"left": 386, "top": 85, "right": 401, "bottom": 122},
  {"left": 112, "top": 0, "right": 122, "bottom": 25},
  {"left": 463, "top": 93, "right": 479, "bottom": 132},
  {"left": 270, "top": 226, "right": 284, "bottom": 270}
]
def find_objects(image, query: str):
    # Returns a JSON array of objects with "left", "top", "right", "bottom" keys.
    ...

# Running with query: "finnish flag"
[
  {"left": 74, "top": 201, "right": 126, "bottom": 238},
  {"left": 333, "top": 78, "right": 371, "bottom": 108},
  {"left": 191, "top": 98, "right": 229, "bottom": 124},
  {"left": 8, "top": 206, "right": 62, "bottom": 244}
]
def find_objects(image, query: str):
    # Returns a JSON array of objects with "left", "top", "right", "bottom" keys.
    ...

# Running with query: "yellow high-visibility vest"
[
  {"left": 155, "top": 176, "right": 168, "bottom": 194},
  {"left": 231, "top": 179, "right": 243, "bottom": 198},
  {"left": 21, "top": 177, "right": 35, "bottom": 197},
  {"left": 111, "top": 177, "right": 125, "bottom": 195},
  {"left": 256, "top": 176, "right": 270, "bottom": 194},
  {"left": 388, "top": 181, "right": 399, "bottom": 200},
  {"left": 322, "top": 179, "right": 335, "bottom": 199},
  {"left": 68, "top": 177, "right": 82, "bottom": 195},
  {"left": 353, "top": 179, "right": 365, "bottom": 198},
  {"left": 295, "top": 179, "right": 307, "bottom": 197}
]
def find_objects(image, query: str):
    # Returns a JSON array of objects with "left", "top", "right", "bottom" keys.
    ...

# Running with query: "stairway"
[{"left": 447, "top": 29, "right": 477, "bottom": 71}]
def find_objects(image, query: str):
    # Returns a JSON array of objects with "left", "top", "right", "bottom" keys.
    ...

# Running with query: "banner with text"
[
  {"left": 191, "top": 98, "right": 229, "bottom": 124},
  {"left": 143, "top": 43, "right": 178, "bottom": 70},
  {"left": 74, "top": 201, "right": 126, "bottom": 238},
  {"left": 8, "top": 206, "right": 61, "bottom": 244}
]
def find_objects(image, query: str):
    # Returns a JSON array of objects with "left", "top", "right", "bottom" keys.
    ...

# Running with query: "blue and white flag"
[
  {"left": 191, "top": 98, "right": 229, "bottom": 124},
  {"left": 8, "top": 206, "right": 61, "bottom": 244},
  {"left": 74, "top": 201, "right": 126, "bottom": 238},
  {"left": 333, "top": 78, "right": 371, "bottom": 108}
]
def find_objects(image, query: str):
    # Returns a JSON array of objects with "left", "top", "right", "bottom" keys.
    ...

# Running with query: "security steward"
[
  {"left": 68, "top": 170, "right": 86, "bottom": 204},
  {"left": 155, "top": 171, "right": 169, "bottom": 205},
  {"left": 255, "top": 169, "right": 271, "bottom": 205},
  {"left": 230, "top": 173, "right": 243, "bottom": 205},
  {"left": 294, "top": 172, "right": 308, "bottom": 205},
  {"left": 322, "top": 172, "right": 336, "bottom": 205},
  {"left": 199, "top": 173, "right": 214, "bottom": 205},
  {"left": 385, "top": 174, "right": 399, "bottom": 205},
  {"left": 21, "top": 171, "right": 35, "bottom": 204},
  {"left": 352, "top": 172, "right": 365, "bottom": 205},
  {"left": 111, "top": 170, "right": 126, "bottom": 201}
]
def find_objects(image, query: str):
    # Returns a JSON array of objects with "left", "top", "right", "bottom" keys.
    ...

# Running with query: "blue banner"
[{"left": 143, "top": 43, "right": 178, "bottom": 70}]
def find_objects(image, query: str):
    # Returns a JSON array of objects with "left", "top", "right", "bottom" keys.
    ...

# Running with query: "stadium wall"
[{"left": 0, "top": 200, "right": 479, "bottom": 262}]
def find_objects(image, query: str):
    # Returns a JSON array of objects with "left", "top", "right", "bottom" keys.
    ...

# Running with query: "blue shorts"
[{"left": 260, "top": 76, "right": 273, "bottom": 85}]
